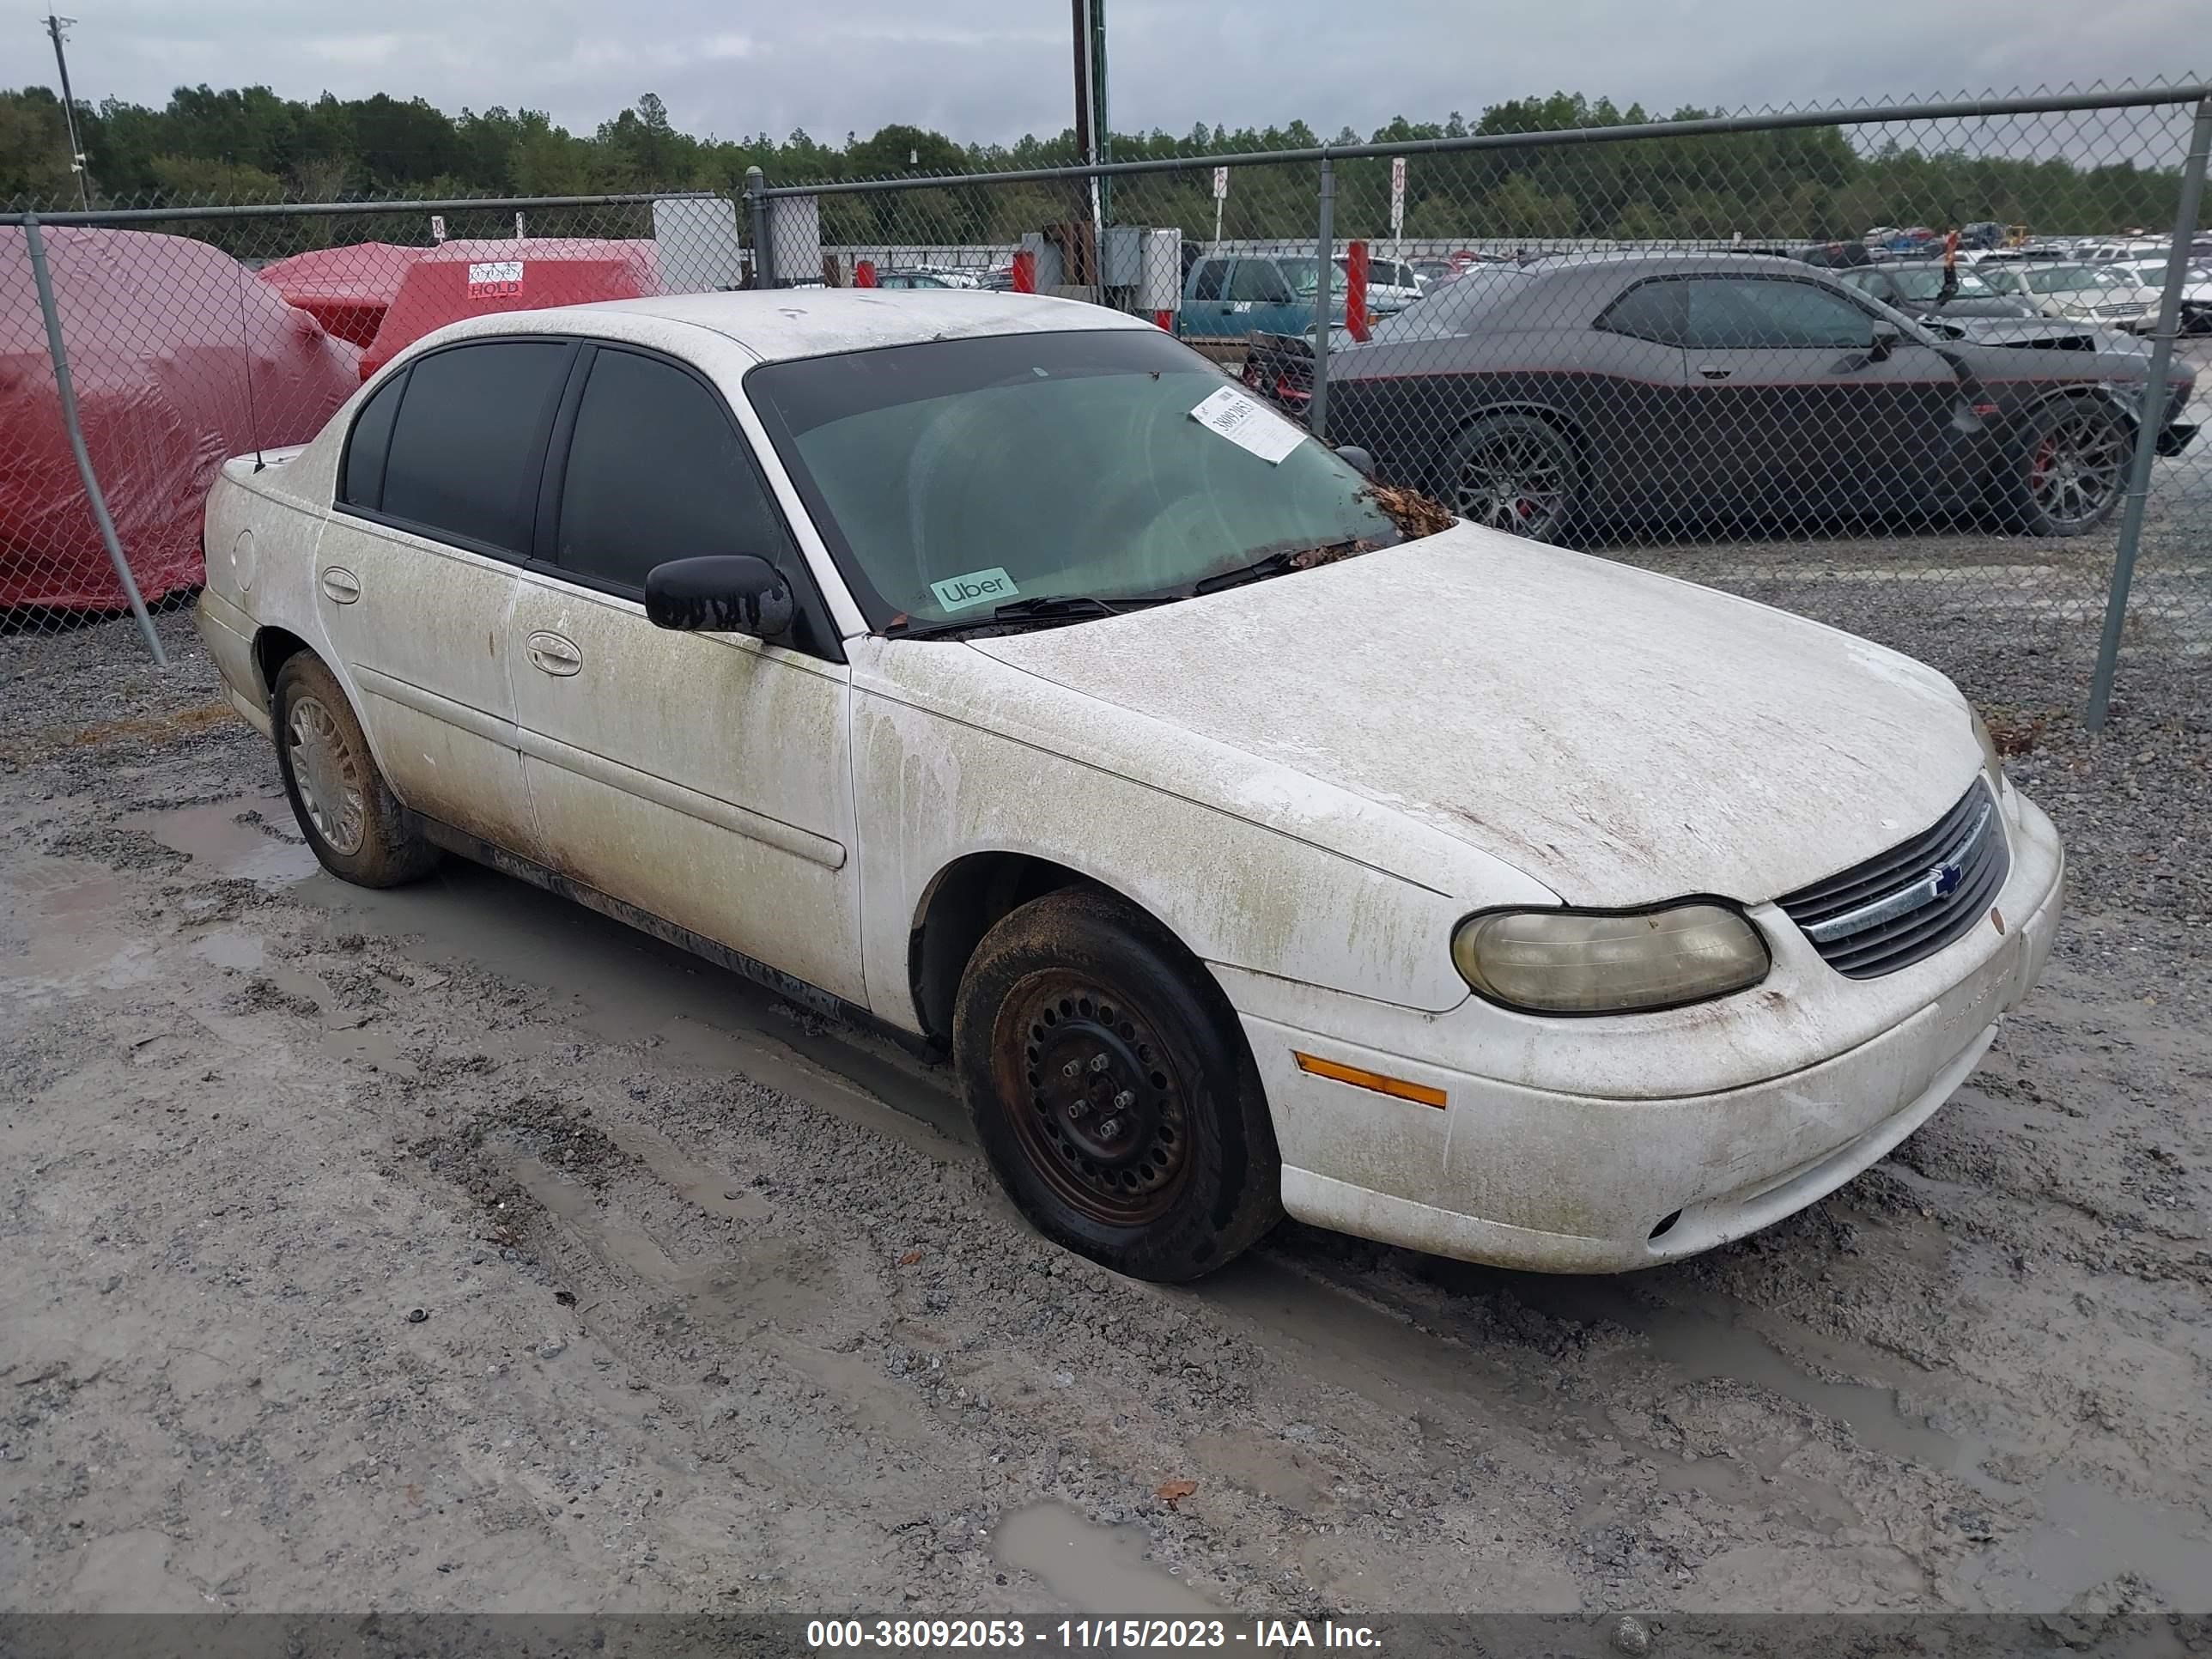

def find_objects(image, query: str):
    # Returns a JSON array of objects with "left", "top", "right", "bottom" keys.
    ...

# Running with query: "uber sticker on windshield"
[
  {"left": 1189, "top": 385, "right": 1305, "bottom": 465},
  {"left": 930, "top": 567, "right": 1019, "bottom": 614}
]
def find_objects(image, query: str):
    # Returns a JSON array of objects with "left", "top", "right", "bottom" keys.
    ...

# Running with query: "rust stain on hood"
[{"left": 973, "top": 524, "right": 1983, "bottom": 907}]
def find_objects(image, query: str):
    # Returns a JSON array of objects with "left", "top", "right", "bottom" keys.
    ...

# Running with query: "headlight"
[
  {"left": 1452, "top": 903, "right": 1771, "bottom": 1015},
  {"left": 1971, "top": 706, "right": 2006, "bottom": 786}
]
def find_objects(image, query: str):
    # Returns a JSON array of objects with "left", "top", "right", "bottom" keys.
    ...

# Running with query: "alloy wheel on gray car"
[
  {"left": 2024, "top": 405, "right": 2129, "bottom": 532},
  {"left": 1448, "top": 414, "right": 1577, "bottom": 541}
]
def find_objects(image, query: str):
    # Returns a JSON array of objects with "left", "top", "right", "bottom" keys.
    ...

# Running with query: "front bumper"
[{"left": 1241, "top": 792, "right": 2066, "bottom": 1273}]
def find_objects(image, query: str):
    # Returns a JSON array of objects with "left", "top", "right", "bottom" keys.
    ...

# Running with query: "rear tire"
[
  {"left": 271, "top": 652, "right": 439, "bottom": 888},
  {"left": 1442, "top": 412, "right": 1580, "bottom": 543},
  {"left": 2002, "top": 397, "right": 2130, "bottom": 537},
  {"left": 953, "top": 886, "right": 1282, "bottom": 1282}
]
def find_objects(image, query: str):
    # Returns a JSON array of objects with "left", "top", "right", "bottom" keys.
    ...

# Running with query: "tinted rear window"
[{"left": 379, "top": 340, "right": 574, "bottom": 555}]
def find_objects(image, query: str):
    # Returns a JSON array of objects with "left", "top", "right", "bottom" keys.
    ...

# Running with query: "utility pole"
[
  {"left": 43, "top": 15, "right": 92, "bottom": 210},
  {"left": 1070, "top": 0, "right": 1108, "bottom": 289}
]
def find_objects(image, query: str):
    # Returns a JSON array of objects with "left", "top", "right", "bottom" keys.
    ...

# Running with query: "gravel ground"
[{"left": 0, "top": 581, "right": 2207, "bottom": 1631}]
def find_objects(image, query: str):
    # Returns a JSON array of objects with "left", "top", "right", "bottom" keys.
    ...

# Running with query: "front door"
[
  {"left": 1673, "top": 275, "right": 1960, "bottom": 520},
  {"left": 505, "top": 343, "right": 866, "bottom": 1006},
  {"left": 316, "top": 337, "right": 579, "bottom": 858}
]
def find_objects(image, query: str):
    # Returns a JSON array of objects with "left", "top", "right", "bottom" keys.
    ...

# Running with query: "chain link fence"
[
  {"left": 756, "top": 85, "right": 2212, "bottom": 723},
  {"left": 4, "top": 86, "right": 2209, "bottom": 726},
  {"left": 1, "top": 190, "right": 744, "bottom": 665}
]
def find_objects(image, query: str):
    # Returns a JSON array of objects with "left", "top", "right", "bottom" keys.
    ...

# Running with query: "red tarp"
[
  {"left": 2, "top": 226, "right": 360, "bottom": 611},
  {"left": 258, "top": 241, "right": 431, "bottom": 349},
  {"left": 359, "top": 238, "right": 663, "bottom": 379}
]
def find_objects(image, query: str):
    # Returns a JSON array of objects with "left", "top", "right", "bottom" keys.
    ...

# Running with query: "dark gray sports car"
[{"left": 1244, "top": 252, "right": 2197, "bottom": 541}]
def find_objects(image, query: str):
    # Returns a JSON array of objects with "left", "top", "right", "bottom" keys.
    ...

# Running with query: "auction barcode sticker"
[
  {"left": 1188, "top": 385, "right": 1305, "bottom": 465},
  {"left": 467, "top": 260, "right": 525, "bottom": 298}
]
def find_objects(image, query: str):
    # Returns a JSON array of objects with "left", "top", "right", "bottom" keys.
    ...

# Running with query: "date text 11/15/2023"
[{"left": 805, "top": 1618, "right": 1382, "bottom": 1650}]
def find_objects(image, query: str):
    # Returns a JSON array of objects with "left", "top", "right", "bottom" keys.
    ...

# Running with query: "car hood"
[
  {"left": 972, "top": 526, "right": 1983, "bottom": 908},
  {"left": 1908, "top": 297, "right": 2038, "bottom": 319},
  {"left": 1922, "top": 316, "right": 2105, "bottom": 350}
]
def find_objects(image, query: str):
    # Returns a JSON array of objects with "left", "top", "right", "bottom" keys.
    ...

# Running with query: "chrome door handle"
[
  {"left": 319, "top": 566, "right": 361, "bottom": 604},
  {"left": 1697, "top": 364, "right": 1733, "bottom": 380},
  {"left": 526, "top": 631, "right": 582, "bottom": 677}
]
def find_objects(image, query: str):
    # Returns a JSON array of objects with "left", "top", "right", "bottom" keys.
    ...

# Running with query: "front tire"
[
  {"left": 271, "top": 652, "right": 439, "bottom": 888},
  {"left": 2003, "top": 398, "right": 2130, "bottom": 537},
  {"left": 953, "top": 887, "right": 1282, "bottom": 1282}
]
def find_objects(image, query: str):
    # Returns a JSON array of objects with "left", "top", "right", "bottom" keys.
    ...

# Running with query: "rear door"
[
  {"left": 1673, "top": 275, "right": 1959, "bottom": 516},
  {"left": 1229, "top": 258, "right": 1305, "bottom": 337},
  {"left": 318, "top": 337, "right": 576, "bottom": 857},
  {"left": 504, "top": 343, "right": 866, "bottom": 1005}
]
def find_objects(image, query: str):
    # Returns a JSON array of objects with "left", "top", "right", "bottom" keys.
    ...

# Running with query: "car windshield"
[
  {"left": 2023, "top": 264, "right": 2119, "bottom": 293},
  {"left": 1340, "top": 258, "right": 1417, "bottom": 288},
  {"left": 1888, "top": 265, "right": 2000, "bottom": 300},
  {"left": 1273, "top": 257, "right": 1326, "bottom": 296},
  {"left": 1366, "top": 266, "right": 1533, "bottom": 343},
  {"left": 746, "top": 328, "right": 1401, "bottom": 630}
]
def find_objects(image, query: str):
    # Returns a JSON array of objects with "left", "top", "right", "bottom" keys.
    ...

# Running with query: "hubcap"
[
  {"left": 1454, "top": 428, "right": 1567, "bottom": 534},
  {"left": 997, "top": 975, "right": 1190, "bottom": 1227},
  {"left": 287, "top": 695, "right": 367, "bottom": 855},
  {"left": 2027, "top": 412, "right": 2124, "bottom": 526}
]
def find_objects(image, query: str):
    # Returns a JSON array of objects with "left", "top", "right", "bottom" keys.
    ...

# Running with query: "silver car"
[{"left": 1978, "top": 262, "right": 2160, "bottom": 332}]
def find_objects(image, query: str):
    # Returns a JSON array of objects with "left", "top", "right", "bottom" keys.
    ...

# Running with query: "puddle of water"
[
  {"left": 992, "top": 1503, "right": 1218, "bottom": 1615},
  {"left": 191, "top": 929, "right": 264, "bottom": 972},
  {"left": 318, "top": 1023, "right": 415, "bottom": 1077},
  {"left": 137, "top": 802, "right": 318, "bottom": 886}
]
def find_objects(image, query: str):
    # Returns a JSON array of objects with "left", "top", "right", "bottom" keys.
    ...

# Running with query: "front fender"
[{"left": 849, "top": 642, "right": 1560, "bottom": 1034}]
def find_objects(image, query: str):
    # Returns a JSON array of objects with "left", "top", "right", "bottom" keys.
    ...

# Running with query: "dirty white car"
[{"left": 196, "top": 291, "right": 2065, "bottom": 1282}]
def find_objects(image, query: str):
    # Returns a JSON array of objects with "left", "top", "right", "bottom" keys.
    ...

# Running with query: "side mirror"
[
  {"left": 1869, "top": 322, "right": 1901, "bottom": 362},
  {"left": 1334, "top": 445, "right": 1376, "bottom": 478},
  {"left": 644, "top": 555, "right": 794, "bottom": 639}
]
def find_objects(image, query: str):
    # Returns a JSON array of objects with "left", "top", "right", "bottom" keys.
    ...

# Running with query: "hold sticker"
[
  {"left": 929, "top": 566, "right": 1018, "bottom": 613},
  {"left": 1189, "top": 385, "right": 1305, "bottom": 465},
  {"left": 467, "top": 259, "right": 525, "bottom": 299}
]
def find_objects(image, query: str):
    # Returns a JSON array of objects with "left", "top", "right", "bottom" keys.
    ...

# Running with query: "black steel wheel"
[
  {"left": 953, "top": 886, "right": 1281, "bottom": 1281},
  {"left": 1443, "top": 411, "right": 1579, "bottom": 542},
  {"left": 2008, "top": 398, "right": 2130, "bottom": 537}
]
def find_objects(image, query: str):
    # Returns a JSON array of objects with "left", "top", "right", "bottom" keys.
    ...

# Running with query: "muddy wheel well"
[
  {"left": 909, "top": 854, "right": 1136, "bottom": 1049},
  {"left": 252, "top": 627, "right": 312, "bottom": 703}
]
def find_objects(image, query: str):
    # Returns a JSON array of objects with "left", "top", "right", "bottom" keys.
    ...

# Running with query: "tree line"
[{"left": 3, "top": 82, "right": 2198, "bottom": 255}]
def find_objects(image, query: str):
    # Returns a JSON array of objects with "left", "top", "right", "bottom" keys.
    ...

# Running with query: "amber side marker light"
[{"left": 1292, "top": 1052, "right": 1448, "bottom": 1109}]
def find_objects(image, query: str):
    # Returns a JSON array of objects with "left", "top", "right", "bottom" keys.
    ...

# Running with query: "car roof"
[
  {"left": 424, "top": 289, "right": 1156, "bottom": 365},
  {"left": 1518, "top": 250, "right": 1817, "bottom": 279}
]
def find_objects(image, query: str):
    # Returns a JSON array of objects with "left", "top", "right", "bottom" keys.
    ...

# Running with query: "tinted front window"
[
  {"left": 1229, "top": 261, "right": 1294, "bottom": 302},
  {"left": 556, "top": 349, "right": 791, "bottom": 592},
  {"left": 749, "top": 329, "right": 1400, "bottom": 628},
  {"left": 340, "top": 370, "right": 407, "bottom": 512},
  {"left": 1680, "top": 278, "right": 1874, "bottom": 349},
  {"left": 380, "top": 340, "right": 573, "bottom": 554}
]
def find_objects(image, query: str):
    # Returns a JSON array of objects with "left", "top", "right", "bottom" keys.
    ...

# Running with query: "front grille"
[{"left": 1778, "top": 781, "right": 2009, "bottom": 979}]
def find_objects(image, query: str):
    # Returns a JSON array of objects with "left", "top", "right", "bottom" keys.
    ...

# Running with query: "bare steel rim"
[
  {"left": 2027, "top": 406, "right": 2129, "bottom": 527},
  {"left": 1452, "top": 422, "right": 1571, "bottom": 535},
  {"left": 994, "top": 970, "right": 1194, "bottom": 1228},
  {"left": 285, "top": 694, "right": 368, "bottom": 856}
]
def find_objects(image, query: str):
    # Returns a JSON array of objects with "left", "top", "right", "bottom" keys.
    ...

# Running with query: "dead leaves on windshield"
[{"left": 1364, "top": 480, "right": 1457, "bottom": 541}]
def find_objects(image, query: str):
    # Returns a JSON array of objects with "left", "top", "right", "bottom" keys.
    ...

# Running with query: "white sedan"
[{"left": 195, "top": 291, "right": 2064, "bottom": 1281}]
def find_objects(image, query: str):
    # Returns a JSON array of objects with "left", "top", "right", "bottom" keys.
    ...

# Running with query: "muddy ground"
[{"left": 1, "top": 606, "right": 2207, "bottom": 1630}]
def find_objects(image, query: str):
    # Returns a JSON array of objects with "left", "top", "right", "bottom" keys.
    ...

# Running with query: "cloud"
[{"left": 55, "top": 0, "right": 2203, "bottom": 158}]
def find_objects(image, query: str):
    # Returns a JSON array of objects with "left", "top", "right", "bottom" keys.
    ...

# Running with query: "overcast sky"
[{"left": 22, "top": 0, "right": 2205, "bottom": 145}]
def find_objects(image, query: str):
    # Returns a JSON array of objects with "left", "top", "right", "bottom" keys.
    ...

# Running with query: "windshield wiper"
[
  {"left": 885, "top": 592, "right": 1170, "bottom": 641},
  {"left": 1191, "top": 538, "right": 1361, "bottom": 595}
]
